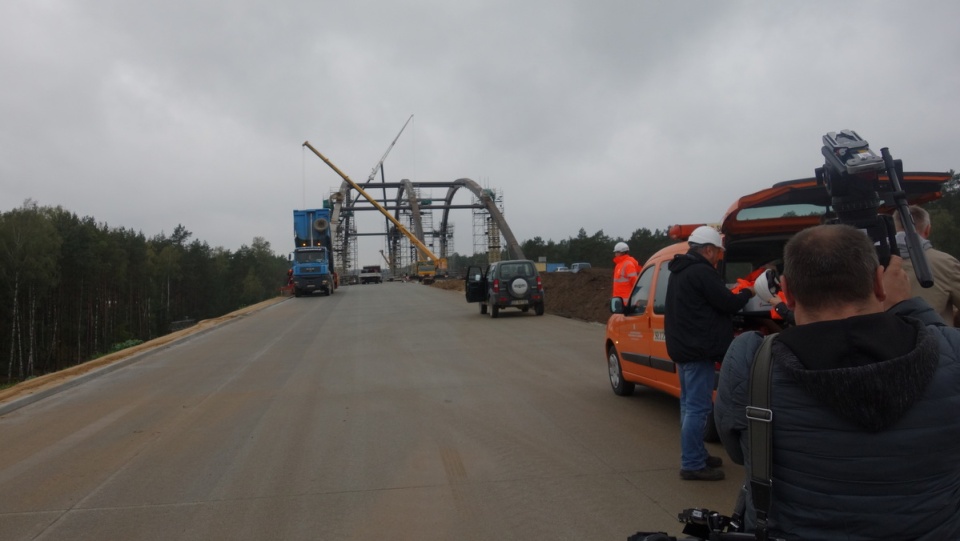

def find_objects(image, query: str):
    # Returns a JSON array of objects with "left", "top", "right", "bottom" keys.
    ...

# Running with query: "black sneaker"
[
  {"left": 680, "top": 467, "right": 725, "bottom": 481},
  {"left": 706, "top": 455, "right": 723, "bottom": 468}
]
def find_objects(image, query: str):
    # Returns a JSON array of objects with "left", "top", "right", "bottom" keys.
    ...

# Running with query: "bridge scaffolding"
[{"left": 473, "top": 188, "right": 504, "bottom": 264}]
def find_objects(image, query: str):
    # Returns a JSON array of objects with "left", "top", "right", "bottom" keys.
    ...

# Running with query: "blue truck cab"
[{"left": 291, "top": 209, "right": 336, "bottom": 297}]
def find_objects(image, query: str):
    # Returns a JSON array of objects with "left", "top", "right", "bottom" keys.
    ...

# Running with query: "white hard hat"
[
  {"left": 753, "top": 268, "right": 780, "bottom": 303},
  {"left": 688, "top": 226, "right": 723, "bottom": 250},
  {"left": 613, "top": 241, "right": 629, "bottom": 253}
]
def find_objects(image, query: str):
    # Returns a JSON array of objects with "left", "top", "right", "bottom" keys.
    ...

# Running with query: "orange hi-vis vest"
[{"left": 612, "top": 254, "right": 640, "bottom": 300}]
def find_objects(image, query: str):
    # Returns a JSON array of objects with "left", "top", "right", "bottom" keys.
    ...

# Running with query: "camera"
[
  {"left": 677, "top": 507, "right": 741, "bottom": 540},
  {"left": 815, "top": 130, "right": 896, "bottom": 262},
  {"left": 628, "top": 507, "right": 771, "bottom": 541},
  {"left": 815, "top": 129, "right": 933, "bottom": 287}
]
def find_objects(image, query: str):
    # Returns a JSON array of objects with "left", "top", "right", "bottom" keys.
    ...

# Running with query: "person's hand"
[{"left": 881, "top": 255, "right": 911, "bottom": 310}]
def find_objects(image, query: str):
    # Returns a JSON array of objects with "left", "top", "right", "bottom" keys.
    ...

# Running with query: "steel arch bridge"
[{"left": 329, "top": 177, "right": 525, "bottom": 274}]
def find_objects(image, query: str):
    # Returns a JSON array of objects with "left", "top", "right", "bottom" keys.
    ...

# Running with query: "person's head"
[
  {"left": 687, "top": 225, "right": 724, "bottom": 266},
  {"left": 613, "top": 241, "right": 630, "bottom": 255},
  {"left": 893, "top": 205, "right": 932, "bottom": 238},
  {"left": 781, "top": 225, "right": 882, "bottom": 319}
]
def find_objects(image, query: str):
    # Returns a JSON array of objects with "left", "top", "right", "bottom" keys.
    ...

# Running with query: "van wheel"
[
  {"left": 608, "top": 346, "right": 635, "bottom": 396},
  {"left": 480, "top": 303, "right": 487, "bottom": 315},
  {"left": 704, "top": 406, "right": 720, "bottom": 443}
]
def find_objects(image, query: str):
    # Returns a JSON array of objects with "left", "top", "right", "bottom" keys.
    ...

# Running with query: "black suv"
[{"left": 465, "top": 260, "right": 545, "bottom": 317}]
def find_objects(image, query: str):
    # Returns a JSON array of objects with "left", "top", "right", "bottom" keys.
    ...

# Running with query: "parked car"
[
  {"left": 604, "top": 171, "right": 951, "bottom": 441},
  {"left": 555, "top": 266, "right": 570, "bottom": 272},
  {"left": 570, "top": 262, "right": 592, "bottom": 273},
  {"left": 465, "top": 259, "right": 545, "bottom": 317}
]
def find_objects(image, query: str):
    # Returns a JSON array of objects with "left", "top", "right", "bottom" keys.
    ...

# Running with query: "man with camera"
[{"left": 715, "top": 224, "right": 960, "bottom": 539}]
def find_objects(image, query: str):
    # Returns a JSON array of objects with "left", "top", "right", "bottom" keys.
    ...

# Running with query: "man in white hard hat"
[
  {"left": 612, "top": 241, "right": 640, "bottom": 302},
  {"left": 664, "top": 225, "right": 754, "bottom": 481}
]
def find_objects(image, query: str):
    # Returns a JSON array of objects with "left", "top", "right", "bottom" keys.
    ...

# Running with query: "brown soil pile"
[{"left": 432, "top": 268, "right": 613, "bottom": 324}]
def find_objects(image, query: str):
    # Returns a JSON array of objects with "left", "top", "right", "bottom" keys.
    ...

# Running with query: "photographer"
[{"left": 715, "top": 224, "right": 960, "bottom": 539}]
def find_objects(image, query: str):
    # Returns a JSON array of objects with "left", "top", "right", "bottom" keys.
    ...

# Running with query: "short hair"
[
  {"left": 688, "top": 243, "right": 711, "bottom": 256},
  {"left": 783, "top": 225, "right": 879, "bottom": 311},
  {"left": 893, "top": 205, "right": 930, "bottom": 232}
]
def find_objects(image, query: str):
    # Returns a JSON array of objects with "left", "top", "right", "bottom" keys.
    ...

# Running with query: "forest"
[
  {"left": 2, "top": 173, "right": 957, "bottom": 385},
  {"left": 0, "top": 202, "right": 289, "bottom": 385}
]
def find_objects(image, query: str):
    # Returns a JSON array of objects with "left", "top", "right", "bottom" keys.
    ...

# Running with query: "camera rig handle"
[{"left": 881, "top": 147, "right": 934, "bottom": 288}]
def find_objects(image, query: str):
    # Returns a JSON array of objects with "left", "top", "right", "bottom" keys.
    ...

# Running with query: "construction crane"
[
  {"left": 379, "top": 249, "right": 393, "bottom": 270},
  {"left": 364, "top": 115, "right": 413, "bottom": 278},
  {"left": 302, "top": 141, "right": 447, "bottom": 284}
]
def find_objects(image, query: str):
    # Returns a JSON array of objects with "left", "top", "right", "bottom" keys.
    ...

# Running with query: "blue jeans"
[{"left": 678, "top": 360, "right": 714, "bottom": 471}]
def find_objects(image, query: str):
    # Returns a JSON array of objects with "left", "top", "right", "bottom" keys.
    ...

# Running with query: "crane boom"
[
  {"left": 379, "top": 249, "right": 393, "bottom": 268},
  {"left": 367, "top": 114, "right": 413, "bottom": 184},
  {"left": 302, "top": 141, "right": 441, "bottom": 265}
]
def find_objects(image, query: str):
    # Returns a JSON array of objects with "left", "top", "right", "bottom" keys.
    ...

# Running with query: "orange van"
[{"left": 604, "top": 172, "right": 951, "bottom": 440}]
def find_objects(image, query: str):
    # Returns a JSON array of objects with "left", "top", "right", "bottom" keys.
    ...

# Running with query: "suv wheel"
[
  {"left": 491, "top": 304, "right": 500, "bottom": 318},
  {"left": 534, "top": 302, "right": 544, "bottom": 316},
  {"left": 480, "top": 303, "right": 487, "bottom": 315},
  {"left": 608, "top": 346, "right": 635, "bottom": 396}
]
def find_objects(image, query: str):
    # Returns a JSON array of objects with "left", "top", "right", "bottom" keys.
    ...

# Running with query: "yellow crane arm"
[{"left": 303, "top": 141, "right": 440, "bottom": 264}]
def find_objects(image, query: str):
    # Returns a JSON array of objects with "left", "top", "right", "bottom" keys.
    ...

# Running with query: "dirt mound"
[
  {"left": 431, "top": 268, "right": 613, "bottom": 324},
  {"left": 541, "top": 268, "right": 612, "bottom": 323}
]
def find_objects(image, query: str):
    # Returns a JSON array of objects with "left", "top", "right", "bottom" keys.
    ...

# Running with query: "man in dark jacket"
[
  {"left": 716, "top": 224, "right": 960, "bottom": 539},
  {"left": 665, "top": 225, "right": 753, "bottom": 481}
]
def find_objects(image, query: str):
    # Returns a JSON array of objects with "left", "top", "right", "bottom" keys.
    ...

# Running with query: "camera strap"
[{"left": 747, "top": 333, "right": 778, "bottom": 541}]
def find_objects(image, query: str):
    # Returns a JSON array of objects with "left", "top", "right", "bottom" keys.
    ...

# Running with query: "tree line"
[
  {"left": 0, "top": 201, "right": 289, "bottom": 385},
  {"left": 445, "top": 227, "right": 677, "bottom": 273}
]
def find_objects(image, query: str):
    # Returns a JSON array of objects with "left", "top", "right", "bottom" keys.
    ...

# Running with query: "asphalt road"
[{"left": 0, "top": 282, "right": 740, "bottom": 541}]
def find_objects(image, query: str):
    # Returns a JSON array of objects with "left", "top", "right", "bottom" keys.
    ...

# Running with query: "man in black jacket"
[
  {"left": 665, "top": 225, "right": 753, "bottom": 481},
  {"left": 716, "top": 224, "right": 960, "bottom": 539}
]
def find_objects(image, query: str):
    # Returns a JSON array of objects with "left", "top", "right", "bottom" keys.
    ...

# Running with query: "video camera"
[
  {"left": 627, "top": 507, "right": 782, "bottom": 541},
  {"left": 815, "top": 130, "right": 934, "bottom": 287}
]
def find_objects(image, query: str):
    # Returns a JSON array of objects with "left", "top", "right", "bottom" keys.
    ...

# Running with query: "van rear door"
[{"left": 719, "top": 172, "right": 951, "bottom": 239}]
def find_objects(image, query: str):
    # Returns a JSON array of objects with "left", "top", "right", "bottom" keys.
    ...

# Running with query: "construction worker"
[{"left": 612, "top": 242, "right": 640, "bottom": 300}]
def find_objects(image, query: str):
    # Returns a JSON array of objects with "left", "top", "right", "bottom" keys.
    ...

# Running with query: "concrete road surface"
[{"left": 0, "top": 283, "right": 740, "bottom": 541}]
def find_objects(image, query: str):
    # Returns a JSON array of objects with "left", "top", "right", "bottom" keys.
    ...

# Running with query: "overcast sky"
[{"left": 2, "top": 1, "right": 958, "bottom": 266}]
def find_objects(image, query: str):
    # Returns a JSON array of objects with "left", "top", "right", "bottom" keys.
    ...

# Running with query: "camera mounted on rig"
[{"left": 815, "top": 130, "right": 934, "bottom": 287}]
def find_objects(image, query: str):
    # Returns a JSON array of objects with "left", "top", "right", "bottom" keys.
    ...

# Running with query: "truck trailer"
[
  {"left": 359, "top": 265, "right": 382, "bottom": 284},
  {"left": 291, "top": 209, "right": 336, "bottom": 297}
]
